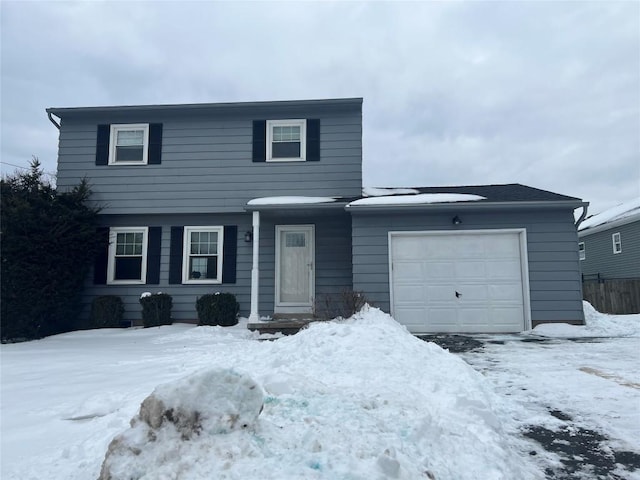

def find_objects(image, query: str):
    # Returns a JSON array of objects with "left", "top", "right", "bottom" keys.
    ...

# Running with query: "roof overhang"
[
  {"left": 46, "top": 97, "right": 363, "bottom": 119},
  {"left": 245, "top": 200, "right": 350, "bottom": 217},
  {"left": 578, "top": 212, "right": 640, "bottom": 237},
  {"left": 345, "top": 200, "right": 588, "bottom": 213}
]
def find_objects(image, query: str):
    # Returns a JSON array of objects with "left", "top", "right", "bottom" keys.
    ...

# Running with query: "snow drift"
[{"left": 92, "top": 307, "right": 537, "bottom": 480}]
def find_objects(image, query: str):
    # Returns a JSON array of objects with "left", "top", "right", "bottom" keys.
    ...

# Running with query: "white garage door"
[{"left": 390, "top": 230, "right": 529, "bottom": 333}]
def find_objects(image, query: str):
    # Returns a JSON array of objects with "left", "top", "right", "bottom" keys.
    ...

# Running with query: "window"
[
  {"left": 107, "top": 227, "right": 148, "bottom": 284},
  {"left": 612, "top": 232, "right": 622, "bottom": 254},
  {"left": 579, "top": 242, "right": 585, "bottom": 260},
  {"left": 109, "top": 124, "right": 149, "bottom": 164},
  {"left": 182, "top": 226, "right": 224, "bottom": 283},
  {"left": 266, "top": 119, "right": 306, "bottom": 161}
]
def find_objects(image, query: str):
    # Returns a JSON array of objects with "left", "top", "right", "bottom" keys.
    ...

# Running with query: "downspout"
[
  {"left": 47, "top": 112, "right": 61, "bottom": 130},
  {"left": 575, "top": 204, "right": 589, "bottom": 229}
]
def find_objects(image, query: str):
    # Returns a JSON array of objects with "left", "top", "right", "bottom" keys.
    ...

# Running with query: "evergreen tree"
[{"left": 1, "top": 160, "right": 101, "bottom": 341}]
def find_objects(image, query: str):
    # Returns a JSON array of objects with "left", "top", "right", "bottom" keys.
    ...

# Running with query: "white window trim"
[
  {"left": 108, "top": 124, "right": 150, "bottom": 165},
  {"left": 107, "top": 227, "right": 148, "bottom": 285},
  {"left": 579, "top": 242, "right": 585, "bottom": 260},
  {"left": 182, "top": 226, "right": 224, "bottom": 284},
  {"left": 266, "top": 119, "right": 306, "bottom": 162},
  {"left": 612, "top": 232, "right": 622, "bottom": 254}
]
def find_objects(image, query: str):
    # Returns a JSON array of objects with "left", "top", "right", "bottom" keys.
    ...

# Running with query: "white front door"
[{"left": 275, "top": 225, "right": 315, "bottom": 313}]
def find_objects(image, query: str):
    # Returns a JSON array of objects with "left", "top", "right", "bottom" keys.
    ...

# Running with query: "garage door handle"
[{"left": 455, "top": 291, "right": 462, "bottom": 298}]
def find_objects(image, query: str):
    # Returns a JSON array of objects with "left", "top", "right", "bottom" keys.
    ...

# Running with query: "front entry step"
[{"left": 248, "top": 318, "right": 313, "bottom": 335}]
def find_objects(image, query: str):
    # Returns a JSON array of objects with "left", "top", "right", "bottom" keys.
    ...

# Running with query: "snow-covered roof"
[
  {"left": 246, "top": 185, "right": 583, "bottom": 212},
  {"left": 247, "top": 196, "right": 337, "bottom": 206},
  {"left": 362, "top": 187, "right": 420, "bottom": 197},
  {"left": 579, "top": 197, "right": 640, "bottom": 232},
  {"left": 347, "top": 193, "right": 486, "bottom": 207}
]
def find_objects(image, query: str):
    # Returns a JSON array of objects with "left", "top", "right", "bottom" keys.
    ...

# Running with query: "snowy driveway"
[{"left": 427, "top": 333, "right": 640, "bottom": 480}]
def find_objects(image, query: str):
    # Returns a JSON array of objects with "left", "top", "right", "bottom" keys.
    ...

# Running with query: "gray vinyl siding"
[
  {"left": 82, "top": 213, "right": 252, "bottom": 323},
  {"left": 256, "top": 214, "right": 353, "bottom": 315},
  {"left": 579, "top": 221, "right": 640, "bottom": 278},
  {"left": 55, "top": 106, "right": 362, "bottom": 214},
  {"left": 351, "top": 208, "right": 584, "bottom": 326},
  {"left": 79, "top": 212, "right": 352, "bottom": 324}
]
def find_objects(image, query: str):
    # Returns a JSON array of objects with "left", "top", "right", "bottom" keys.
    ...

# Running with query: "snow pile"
[
  {"left": 89, "top": 307, "right": 537, "bottom": 480},
  {"left": 348, "top": 193, "right": 486, "bottom": 207},
  {"left": 247, "top": 196, "right": 336, "bottom": 205},
  {"left": 99, "top": 369, "right": 263, "bottom": 480},
  {"left": 579, "top": 197, "right": 640, "bottom": 231},
  {"left": 362, "top": 187, "right": 420, "bottom": 197},
  {"left": 529, "top": 301, "right": 640, "bottom": 338},
  {"left": 3, "top": 304, "right": 639, "bottom": 479}
]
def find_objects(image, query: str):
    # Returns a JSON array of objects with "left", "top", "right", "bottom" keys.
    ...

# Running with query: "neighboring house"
[
  {"left": 47, "top": 98, "right": 586, "bottom": 333},
  {"left": 578, "top": 198, "right": 640, "bottom": 279}
]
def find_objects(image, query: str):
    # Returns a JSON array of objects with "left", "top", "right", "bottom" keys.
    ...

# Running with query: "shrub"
[
  {"left": 89, "top": 295, "right": 125, "bottom": 328},
  {"left": 139, "top": 293, "right": 173, "bottom": 328},
  {"left": 314, "top": 289, "right": 369, "bottom": 320},
  {"left": 1, "top": 159, "right": 101, "bottom": 341},
  {"left": 196, "top": 293, "right": 239, "bottom": 327}
]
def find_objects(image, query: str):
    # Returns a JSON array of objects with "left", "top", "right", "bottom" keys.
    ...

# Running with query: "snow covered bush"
[
  {"left": 314, "top": 289, "right": 369, "bottom": 319},
  {"left": 89, "top": 295, "right": 125, "bottom": 329},
  {"left": 1, "top": 159, "right": 101, "bottom": 341},
  {"left": 139, "top": 293, "right": 172, "bottom": 327},
  {"left": 196, "top": 292, "right": 239, "bottom": 326},
  {"left": 98, "top": 369, "right": 263, "bottom": 480}
]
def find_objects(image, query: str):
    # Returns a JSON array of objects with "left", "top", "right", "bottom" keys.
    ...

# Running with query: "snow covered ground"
[
  {"left": 1, "top": 304, "right": 638, "bottom": 479},
  {"left": 461, "top": 303, "right": 640, "bottom": 479}
]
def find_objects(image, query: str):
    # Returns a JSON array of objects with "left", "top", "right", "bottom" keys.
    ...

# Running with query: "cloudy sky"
[{"left": 1, "top": 1, "right": 638, "bottom": 215}]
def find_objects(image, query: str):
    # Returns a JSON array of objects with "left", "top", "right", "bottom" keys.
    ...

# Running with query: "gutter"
[
  {"left": 46, "top": 97, "right": 363, "bottom": 119},
  {"left": 244, "top": 201, "right": 349, "bottom": 212},
  {"left": 345, "top": 200, "right": 588, "bottom": 212},
  {"left": 47, "top": 111, "right": 61, "bottom": 130}
]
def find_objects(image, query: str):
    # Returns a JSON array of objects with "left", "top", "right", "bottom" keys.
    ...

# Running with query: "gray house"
[
  {"left": 578, "top": 198, "right": 640, "bottom": 279},
  {"left": 48, "top": 97, "right": 586, "bottom": 333}
]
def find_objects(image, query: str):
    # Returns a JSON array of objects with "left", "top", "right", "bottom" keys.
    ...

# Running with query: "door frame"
[
  {"left": 275, "top": 224, "right": 315, "bottom": 314},
  {"left": 387, "top": 229, "right": 532, "bottom": 332}
]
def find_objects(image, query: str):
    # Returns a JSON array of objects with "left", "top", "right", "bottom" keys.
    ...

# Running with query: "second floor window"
[
  {"left": 267, "top": 119, "right": 306, "bottom": 161},
  {"left": 612, "top": 232, "right": 622, "bottom": 254},
  {"left": 109, "top": 124, "right": 149, "bottom": 164},
  {"left": 579, "top": 242, "right": 585, "bottom": 260}
]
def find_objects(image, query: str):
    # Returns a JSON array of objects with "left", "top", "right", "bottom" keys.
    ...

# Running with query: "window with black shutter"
[{"left": 253, "top": 119, "right": 320, "bottom": 162}]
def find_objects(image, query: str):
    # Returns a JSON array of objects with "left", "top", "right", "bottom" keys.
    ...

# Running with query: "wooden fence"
[{"left": 582, "top": 278, "right": 640, "bottom": 314}]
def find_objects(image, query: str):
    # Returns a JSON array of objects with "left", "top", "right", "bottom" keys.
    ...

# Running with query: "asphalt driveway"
[{"left": 418, "top": 334, "right": 640, "bottom": 480}]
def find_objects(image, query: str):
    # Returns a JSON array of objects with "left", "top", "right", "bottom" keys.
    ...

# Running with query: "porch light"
[
  {"left": 244, "top": 231, "right": 253, "bottom": 243},
  {"left": 452, "top": 215, "right": 462, "bottom": 225}
]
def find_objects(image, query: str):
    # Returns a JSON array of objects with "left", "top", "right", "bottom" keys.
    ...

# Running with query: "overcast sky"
[{"left": 1, "top": 1, "right": 638, "bottom": 215}]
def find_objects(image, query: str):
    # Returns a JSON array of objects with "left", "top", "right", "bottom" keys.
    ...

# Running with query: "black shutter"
[
  {"left": 148, "top": 123, "right": 163, "bottom": 165},
  {"left": 306, "top": 119, "right": 320, "bottom": 161},
  {"left": 146, "top": 227, "right": 162, "bottom": 284},
  {"left": 222, "top": 225, "right": 237, "bottom": 284},
  {"left": 93, "top": 227, "right": 110, "bottom": 284},
  {"left": 169, "top": 227, "right": 184, "bottom": 284},
  {"left": 96, "top": 125, "right": 110, "bottom": 165},
  {"left": 252, "top": 120, "right": 266, "bottom": 162}
]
